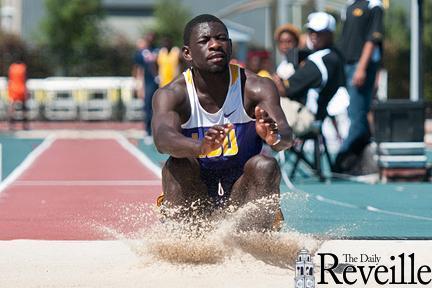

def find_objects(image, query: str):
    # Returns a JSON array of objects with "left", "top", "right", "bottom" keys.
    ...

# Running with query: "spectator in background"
[
  {"left": 334, "top": 0, "right": 384, "bottom": 173},
  {"left": 272, "top": 12, "right": 345, "bottom": 136},
  {"left": 134, "top": 32, "right": 158, "bottom": 138},
  {"left": 157, "top": 36, "right": 181, "bottom": 88},
  {"left": 273, "top": 23, "right": 301, "bottom": 82},
  {"left": 132, "top": 38, "right": 146, "bottom": 100},
  {"left": 245, "top": 49, "right": 272, "bottom": 78},
  {"left": 7, "top": 55, "right": 29, "bottom": 130},
  {"left": 246, "top": 50, "right": 262, "bottom": 74}
]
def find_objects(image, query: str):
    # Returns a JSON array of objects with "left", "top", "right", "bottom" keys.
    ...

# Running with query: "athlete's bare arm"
[
  {"left": 152, "top": 78, "right": 232, "bottom": 158},
  {"left": 243, "top": 70, "right": 293, "bottom": 151}
]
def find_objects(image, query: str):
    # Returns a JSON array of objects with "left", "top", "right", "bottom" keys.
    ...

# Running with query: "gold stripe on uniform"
[{"left": 230, "top": 64, "right": 239, "bottom": 86}]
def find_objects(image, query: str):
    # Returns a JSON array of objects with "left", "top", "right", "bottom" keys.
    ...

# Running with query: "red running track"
[{"left": 0, "top": 138, "right": 162, "bottom": 240}]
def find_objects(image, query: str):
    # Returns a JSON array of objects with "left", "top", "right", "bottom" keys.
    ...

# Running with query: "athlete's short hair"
[{"left": 183, "top": 14, "right": 228, "bottom": 46}]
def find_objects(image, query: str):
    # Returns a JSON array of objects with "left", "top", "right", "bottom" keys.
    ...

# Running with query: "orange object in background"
[{"left": 8, "top": 63, "right": 27, "bottom": 102}]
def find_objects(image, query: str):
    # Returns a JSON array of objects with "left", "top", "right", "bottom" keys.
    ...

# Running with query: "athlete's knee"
[
  {"left": 245, "top": 155, "right": 281, "bottom": 181},
  {"left": 162, "top": 157, "right": 201, "bottom": 203},
  {"left": 163, "top": 157, "right": 200, "bottom": 176}
]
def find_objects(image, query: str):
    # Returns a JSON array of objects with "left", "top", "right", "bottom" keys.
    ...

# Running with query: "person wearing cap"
[
  {"left": 273, "top": 12, "right": 345, "bottom": 136},
  {"left": 335, "top": 0, "right": 384, "bottom": 173}
]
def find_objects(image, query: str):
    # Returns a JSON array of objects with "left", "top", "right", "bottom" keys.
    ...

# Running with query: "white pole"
[
  {"left": 275, "top": 0, "right": 291, "bottom": 65},
  {"left": 292, "top": 3, "right": 302, "bottom": 29},
  {"left": 278, "top": 0, "right": 289, "bottom": 26},
  {"left": 316, "top": 0, "right": 325, "bottom": 11},
  {"left": 410, "top": 0, "right": 419, "bottom": 101},
  {"left": 265, "top": 5, "right": 272, "bottom": 49}
]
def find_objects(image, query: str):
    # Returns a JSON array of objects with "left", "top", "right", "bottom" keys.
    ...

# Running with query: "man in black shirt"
[
  {"left": 273, "top": 12, "right": 345, "bottom": 135},
  {"left": 335, "top": 0, "right": 384, "bottom": 172}
]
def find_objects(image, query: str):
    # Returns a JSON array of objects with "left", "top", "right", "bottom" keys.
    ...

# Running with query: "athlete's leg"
[
  {"left": 161, "top": 157, "right": 212, "bottom": 213},
  {"left": 229, "top": 154, "right": 282, "bottom": 230}
]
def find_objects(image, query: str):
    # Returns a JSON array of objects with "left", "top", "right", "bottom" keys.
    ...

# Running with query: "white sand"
[
  {"left": 0, "top": 240, "right": 295, "bottom": 288},
  {"left": 1, "top": 239, "right": 431, "bottom": 288}
]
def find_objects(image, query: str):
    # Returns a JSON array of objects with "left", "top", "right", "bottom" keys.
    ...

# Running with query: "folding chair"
[{"left": 283, "top": 121, "right": 334, "bottom": 182}]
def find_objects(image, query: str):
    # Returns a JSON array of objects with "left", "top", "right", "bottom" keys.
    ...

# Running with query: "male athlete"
[{"left": 152, "top": 14, "right": 293, "bottom": 229}]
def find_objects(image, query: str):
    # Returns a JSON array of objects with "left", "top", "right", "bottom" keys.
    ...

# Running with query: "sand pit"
[
  {"left": 0, "top": 239, "right": 298, "bottom": 288},
  {"left": 1, "top": 239, "right": 431, "bottom": 288}
]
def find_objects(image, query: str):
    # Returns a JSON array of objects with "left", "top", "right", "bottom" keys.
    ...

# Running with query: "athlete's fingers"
[
  {"left": 203, "top": 124, "right": 231, "bottom": 150},
  {"left": 212, "top": 125, "right": 226, "bottom": 131},
  {"left": 259, "top": 108, "right": 269, "bottom": 119},
  {"left": 261, "top": 116, "right": 277, "bottom": 126},
  {"left": 223, "top": 123, "right": 234, "bottom": 131},
  {"left": 206, "top": 127, "right": 219, "bottom": 134},
  {"left": 207, "top": 127, "right": 224, "bottom": 136},
  {"left": 205, "top": 130, "right": 226, "bottom": 142},
  {"left": 266, "top": 122, "right": 278, "bottom": 130},
  {"left": 255, "top": 106, "right": 263, "bottom": 120},
  {"left": 256, "top": 107, "right": 273, "bottom": 124},
  {"left": 258, "top": 110, "right": 269, "bottom": 122},
  {"left": 265, "top": 125, "right": 278, "bottom": 134}
]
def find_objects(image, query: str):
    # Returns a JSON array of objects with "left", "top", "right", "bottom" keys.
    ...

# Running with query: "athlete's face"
[{"left": 183, "top": 22, "right": 232, "bottom": 73}]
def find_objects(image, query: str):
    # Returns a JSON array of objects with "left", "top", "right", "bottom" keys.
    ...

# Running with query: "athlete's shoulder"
[
  {"left": 156, "top": 73, "right": 187, "bottom": 97},
  {"left": 242, "top": 68, "right": 278, "bottom": 104},
  {"left": 153, "top": 72, "right": 188, "bottom": 109},
  {"left": 244, "top": 68, "right": 276, "bottom": 91}
]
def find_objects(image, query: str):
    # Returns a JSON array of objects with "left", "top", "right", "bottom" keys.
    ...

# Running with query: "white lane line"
[
  {"left": 0, "top": 134, "right": 56, "bottom": 195},
  {"left": 283, "top": 178, "right": 432, "bottom": 222},
  {"left": 315, "top": 195, "right": 358, "bottom": 209},
  {"left": 114, "top": 133, "right": 162, "bottom": 179},
  {"left": 113, "top": 133, "right": 432, "bottom": 222},
  {"left": 12, "top": 180, "right": 161, "bottom": 186},
  {"left": 366, "top": 205, "right": 432, "bottom": 221},
  {"left": 314, "top": 194, "right": 432, "bottom": 222}
]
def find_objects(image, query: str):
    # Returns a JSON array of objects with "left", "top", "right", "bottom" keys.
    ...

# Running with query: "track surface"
[{"left": 0, "top": 137, "right": 161, "bottom": 240}]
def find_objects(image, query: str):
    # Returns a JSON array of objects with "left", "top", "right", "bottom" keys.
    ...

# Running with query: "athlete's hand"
[
  {"left": 199, "top": 123, "right": 234, "bottom": 155},
  {"left": 255, "top": 106, "right": 279, "bottom": 145}
]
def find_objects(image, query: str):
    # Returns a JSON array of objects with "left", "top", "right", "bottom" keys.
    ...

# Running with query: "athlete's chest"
[{"left": 196, "top": 93, "right": 228, "bottom": 114}]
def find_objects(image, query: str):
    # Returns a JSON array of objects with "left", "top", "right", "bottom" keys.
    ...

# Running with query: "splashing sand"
[
  {"left": 0, "top": 194, "right": 327, "bottom": 288},
  {"left": 99, "top": 195, "right": 320, "bottom": 269}
]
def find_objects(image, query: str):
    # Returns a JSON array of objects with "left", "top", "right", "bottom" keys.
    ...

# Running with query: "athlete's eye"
[{"left": 198, "top": 37, "right": 209, "bottom": 44}]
